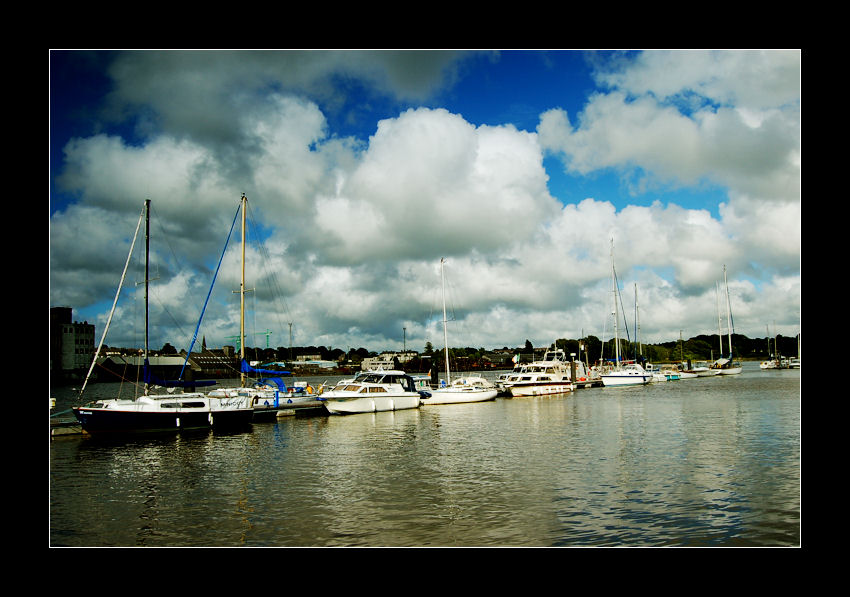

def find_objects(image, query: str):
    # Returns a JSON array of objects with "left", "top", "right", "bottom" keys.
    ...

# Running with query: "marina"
[
  {"left": 48, "top": 50, "right": 801, "bottom": 549},
  {"left": 50, "top": 362, "right": 800, "bottom": 547}
]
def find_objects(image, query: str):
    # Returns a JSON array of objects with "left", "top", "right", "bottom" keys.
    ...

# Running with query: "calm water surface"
[{"left": 50, "top": 363, "right": 800, "bottom": 547}]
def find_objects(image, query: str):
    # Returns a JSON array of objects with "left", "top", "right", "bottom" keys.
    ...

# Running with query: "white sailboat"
[
  {"left": 72, "top": 200, "right": 254, "bottom": 434},
  {"left": 420, "top": 259, "right": 498, "bottom": 405},
  {"left": 601, "top": 241, "right": 651, "bottom": 387},
  {"left": 711, "top": 265, "right": 743, "bottom": 375}
]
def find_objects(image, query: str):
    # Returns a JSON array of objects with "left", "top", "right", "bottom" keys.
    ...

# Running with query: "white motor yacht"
[
  {"left": 503, "top": 349, "right": 586, "bottom": 397},
  {"left": 317, "top": 370, "right": 424, "bottom": 414}
]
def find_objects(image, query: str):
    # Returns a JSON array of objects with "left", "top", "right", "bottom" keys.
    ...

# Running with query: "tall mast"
[
  {"left": 724, "top": 265, "right": 733, "bottom": 359},
  {"left": 635, "top": 283, "right": 642, "bottom": 359},
  {"left": 441, "top": 258, "right": 451, "bottom": 385},
  {"left": 144, "top": 199, "right": 151, "bottom": 395},
  {"left": 716, "top": 281, "right": 724, "bottom": 357},
  {"left": 766, "top": 324, "right": 771, "bottom": 357},
  {"left": 611, "top": 240, "right": 620, "bottom": 366},
  {"left": 774, "top": 320, "right": 779, "bottom": 359},
  {"left": 240, "top": 193, "right": 247, "bottom": 387}
]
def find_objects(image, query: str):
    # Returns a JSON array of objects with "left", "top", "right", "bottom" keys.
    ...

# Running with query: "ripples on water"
[{"left": 50, "top": 364, "right": 800, "bottom": 547}]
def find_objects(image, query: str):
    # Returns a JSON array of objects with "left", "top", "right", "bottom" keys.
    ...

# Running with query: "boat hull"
[
  {"left": 320, "top": 394, "right": 421, "bottom": 415},
  {"left": 716, "top": 367, "right": 743, "bottom": 375},
  {"left": 601, "top": 374, "right": 651, "bottom": 387},
  {"left": 508, "top": 382, "right": 573, "bottom": 397},
  {"left": 421, "top": 388, "right": 498, "bottom": 404},
  {"left": 72, "top": 399, "right": 254, "bottom": 434}
]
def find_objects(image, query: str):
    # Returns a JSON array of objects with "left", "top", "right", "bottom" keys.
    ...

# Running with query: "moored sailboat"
[
  {"left": 420, "top": 259, "right": 498, "bottom": 405},
  {"left": 710, "top": 265, "right": 742, "bottom": 375},
  {"left": 601, "top": 241, "right": 651, "bottom": 387},
  {"left": 72, "top": 200, "right": 254, "bottom": 434},
  {"left": 205, "top": 194, "right": 318, "bottom": 410}
]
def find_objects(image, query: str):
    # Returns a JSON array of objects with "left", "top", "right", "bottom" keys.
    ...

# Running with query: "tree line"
[{"left": 158, "top": 332, "right": 800, "bottom": 368}]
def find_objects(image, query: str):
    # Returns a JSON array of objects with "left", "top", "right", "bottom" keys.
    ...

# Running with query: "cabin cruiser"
[
  {"left": 502, "top": 349, "right": 592, "bottom": 397},
  {"left": 317, "top": 370, "right": 425, "bottom": 414}
]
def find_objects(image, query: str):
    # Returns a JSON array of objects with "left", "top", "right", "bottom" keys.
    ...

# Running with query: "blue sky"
[{"left": 49, "top": 50, "right": 801, "bottom": 353}]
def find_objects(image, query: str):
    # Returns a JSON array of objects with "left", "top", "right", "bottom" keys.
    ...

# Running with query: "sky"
[{"left": 49, "top": 50, "right": 801, "bottom": 355}]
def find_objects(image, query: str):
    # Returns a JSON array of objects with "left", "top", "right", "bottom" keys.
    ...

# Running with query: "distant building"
[
  {"left": 296, "top": 359, "right": 338, "bottom": 370},
  {"left": 180, "top": 348, "right": 239, "bottom": 378},
  {"left": 50, "top": 307, "right": 95, "bottom": 381}
]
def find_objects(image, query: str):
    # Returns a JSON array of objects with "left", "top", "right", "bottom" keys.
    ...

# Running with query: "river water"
[{"left": 49, "top": 362, "right": 800, "bottom": 547}]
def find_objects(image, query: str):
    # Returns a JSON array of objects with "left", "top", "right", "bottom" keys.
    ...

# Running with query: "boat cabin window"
[{"left": 161, "top": 401, "right": 207, "bottom": 408}]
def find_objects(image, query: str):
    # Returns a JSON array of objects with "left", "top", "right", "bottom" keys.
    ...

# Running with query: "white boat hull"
[
  {"left": 321, "top": 393, "right": 421, "bottom": 414},
  {"left": 711, "top": 357, "right": 742, "bottom": 375},
  {"left": 687, "top": 367, "right": 717, "bottom": 377},
  {"left": 508, "top": 382, "right": 574, "bottom": 397},
  {"left": 601, "top": 373, "right": 651, "bottom": 387},
  {"left": 421, "top": 388, "right": 498, "bottom": 404}
]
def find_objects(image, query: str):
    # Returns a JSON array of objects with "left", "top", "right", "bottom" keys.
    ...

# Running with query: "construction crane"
[{"left": 225, "top": 329, "right": 273, "bottom": 350}]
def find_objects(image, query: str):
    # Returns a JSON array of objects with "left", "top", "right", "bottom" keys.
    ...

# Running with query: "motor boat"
[
  {"left": 317, "top": 370, "right": 425, "bottom": 414},
  {"left": 502, "top": 349, "right": 587, "bottom": 397}
]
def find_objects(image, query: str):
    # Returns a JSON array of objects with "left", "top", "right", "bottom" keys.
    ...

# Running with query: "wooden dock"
[{"left": 251, "top": 400, "right": 328, "bottom": 420}]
